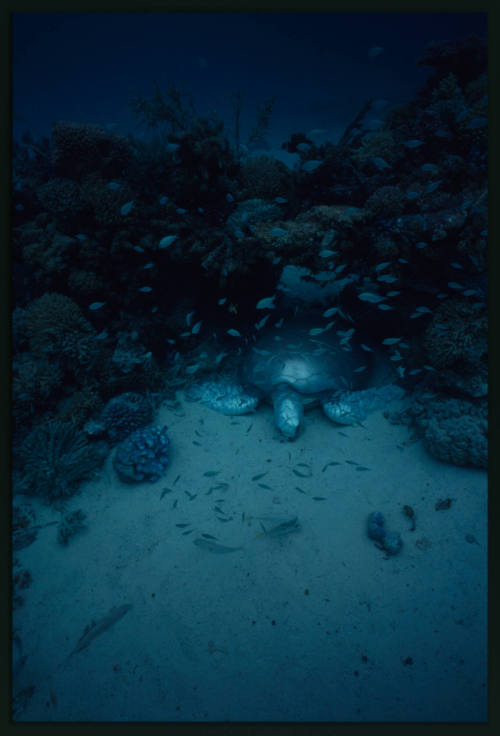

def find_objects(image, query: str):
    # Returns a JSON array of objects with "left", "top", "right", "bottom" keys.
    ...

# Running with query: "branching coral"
[
  {"left": 16, "top": 420, "right": 103, "bottom": 504},
  {"left": 24, "top": 293, "right": 97, "bottom": 372}
]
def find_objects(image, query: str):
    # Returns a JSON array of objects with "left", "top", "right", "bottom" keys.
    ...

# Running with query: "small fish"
[
  {"left": 218, "top": 297, "right": 227, "bottom": 305},
  {"left": 182, "top": 529, "right": 195, "bottom": 535},
  {"left": 355, "top": 466, "right": 370, "bottom": 471},
  {"left": 160, "top": 487, "right": 173, "bottom": 498},
  {"left": 354, "top": 365, "right": 368, "bottom": 373},
  {"left": 173, "top": 474, "right": 181, "bottom": 485},
  {"left": 398, "top": 258, "right": 409, "bottom": 264},
  {"left": 361, "top": 344, "right": 373, "bottom": 352},
  {"left": 214, "top": 506, "right": 225, "bottom": 515},
  {"left": 319, "top": 250, "right": 336, "bottom": 258},
  {"left": 204, "top": 471, "right": 220, "bottom": 477},
  {"left": 415, "top": 306, "right": 432, "bottom": 313},
  {"left": 345, "top": 460, "right": 358, "bottom": 465},
  {"left": 256, "top": 296, "right": 275, "bottom": 310},
  {"left": 323, "top": 307, "right": 338, "bottom": 318},
  {"left": 201, "top": 533, "right": 218, "bottom": 540},
  {"left": 159, "top": 235, "right": 178, "bottom": 249},
  {"left": 96, "top": 330, "right": 109, "bottom": 340},
  {"left": 322, "top": 461, "right": 342, "bottom": 471},
  {"left": 185, "top": 491, "right": 197, "bottom": 500},
  {"left": 191, "top": 320, "right": 202, "bottom": 334},
  {"left": 89, "top": 302, "right": 106, "bottom": 311},
  {"left": 193, "top": 538, "right": 242, "bottom": 553},
  {"left": 192, "top": 440, "right": 201, "bottom": 446},
  {"left": 246, "top": 423, "right": 253, "bottom": 433},
  {"left": 382, "top": 337, "right": 402, "bottom": 345},
  {"left": 227, "top": 329, "right": 241, "bottom": 337},
  {"left": 176, "top": 523, "right": 190, "bottom": 528},
  {"left": 255, "top": 315, "right": 271, "bottom": 331},
  {"left": 447, "top": 282, "right": 464, "bottom": 290},
  {"left": 258, "top": 483, "right": 273, "bottom": 490},
  {"left": 274, "top": 318, "right": 284, "bottom": 328},
  {"left": 335, "top": 263, "right": 347, "bottom": 275},
  {"left": 386, "top": 291, "right": 400, "bottom": 297},
  {"left": 296, "top": 462, "right": 310, "bottom": 469},
  {"left": 251, "top": 472, "right": 268, "bottom": 481},
  {"left": 120, "top": 200, "right": 135, "bottom": 215},
  {"left": 142, "top": 262, "right": 154, "bottom": 269},
  {"left": 215, "top": 351, "right": 228, "bottom": 364},
  {"left": 377, "top": 274, "right": 398, "bottom": 283},
  {"left": 309, "top": 327, "right": 325, "bottom": 336},
  {"left": 139, "top": 286, "right": 152, "bottom": 293},
  {"left": 302, "top": 160, "right": 322, "bottom": 173},
  {"left": 368, "top": 45, "right": 384, "bottom": 57},
  {"left": 375, "top": 262, "right": 391, "bottom": 272},
  {"left": 172, "top": 499, "right": 178, "bottom": 509},
  {"left": 293, "top": 469, "right": 311, "bottom": 478},
  {"left": 408, "top": 368, "right": 423, "bottom": 375},
  {"left": 462, "top": 289, "right": 477, "bottom": 297},
  {"left": 312, "top": 497, "right": 327, "bottom": 501},
  {"left": 295, "top": 486, "right": 307, "bottom": 494},
  {"left": 133, "top": 246, "right": 144, "bottom": 253},
  {"left": 410, "top": 311, "right": 426, "bottom": 318},
  {"left": 176, "top": 208, "right": 187, "bottom": 215},
  {"left": 185, "top": 363, "right": 201, "bottom": 374},
  {"left": 274, "top": 197, "right": 288, "bottom": 204},
  {"left": 69, "top": 604, "right": 132, "bottom": 658},
  {"left": 403, "top": 139, "right": 424, "bottom": 149},
  {"left": 358, "top": 292, "right": 385, "bottom": 303}
]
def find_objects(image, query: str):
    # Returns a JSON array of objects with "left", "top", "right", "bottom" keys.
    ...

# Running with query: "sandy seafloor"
[{"left": 12, "top": 391, "right": 487, "bottom": 722}]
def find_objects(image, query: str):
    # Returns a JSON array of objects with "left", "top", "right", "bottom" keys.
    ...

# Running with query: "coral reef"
[
  {"left": 96, "top": 391, "right": 153, "bottom": 443},
  {"left": 24, "top": 292, "right": 98, "bottom": 375},
  {"left": 15, "top": 420, "right": 104, "bottom": 504},
  {"left": 410, "top": 394, "right": 487, "bottom": 469},
  {"left": 112, "top": 425, "right": 170, "bottom": 483},
  {"left": 239, "top": 156, "right": 292, "bottom": 200},
  {"left": 423, "top": 298, "right": 487, "bottom": 369},
  {"left": 51, "top": 121, "right": 131, "bottom": 181}
]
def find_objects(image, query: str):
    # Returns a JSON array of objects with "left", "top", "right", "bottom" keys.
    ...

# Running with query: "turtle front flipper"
[
  {"left": 185, "top": 380, "right": 259, "bottom": 415},
  {"left": 321, "top": 384, "right": 405, "bottom": 425},
  {"left": 272, "top": 386, "right": 304, "bottom": 439}
]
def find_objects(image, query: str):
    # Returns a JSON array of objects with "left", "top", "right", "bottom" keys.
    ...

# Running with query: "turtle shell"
[{"left": 240, "top": 319, "right": 373, "bottom": 397}]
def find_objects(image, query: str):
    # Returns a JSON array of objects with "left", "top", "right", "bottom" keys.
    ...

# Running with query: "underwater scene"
[{"left": 11, "top": 12, "right": 487, "bottom": 723}]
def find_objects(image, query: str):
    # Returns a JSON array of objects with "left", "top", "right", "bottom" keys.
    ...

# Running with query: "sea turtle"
[{"left": 185, "top": 318, "right": 404, "bottom": 439}]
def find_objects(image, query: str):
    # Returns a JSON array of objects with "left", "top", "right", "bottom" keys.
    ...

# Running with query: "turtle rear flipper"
[{"left": 321, "top": 384, "right": 405, "bottom": 425}]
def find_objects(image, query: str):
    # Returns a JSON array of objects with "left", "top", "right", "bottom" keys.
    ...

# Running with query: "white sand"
[{"left": 13, "top": 394, "right": 487, "bottom": 722}]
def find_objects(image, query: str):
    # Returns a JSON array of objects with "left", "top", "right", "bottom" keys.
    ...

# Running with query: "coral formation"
[
  {"left": 423, "top": 298, "right": 487, "bottom": 369},
  {"left": 24, "top": 292, "right": 98, "bottom": 376},
  {"left": 51, "top": 121, "right": 131, "bottom": 181},
  {"left": 411, "top": 395, "right": 487, "bottom": 469},
  {"left": 16, "top": 420, "right": 104, "bottom": 504},
  {"left": 98, "top": 391, "right": 153, "bottom": 442},
  {"left": 112, "top": 425, "right": 170, "bottom": 483}
]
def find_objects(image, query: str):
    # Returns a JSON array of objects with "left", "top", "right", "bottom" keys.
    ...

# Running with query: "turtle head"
[{"left": 272, "top": 386, "right": 304, "bottom": 440}]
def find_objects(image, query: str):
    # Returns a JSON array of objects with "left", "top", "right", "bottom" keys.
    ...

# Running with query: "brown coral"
[
  {"left": 24, "top": 293, "right": 96, "bottom": 370},
  {"left": 239, "top": 155, "right": 292, "bottom": 200},
  {"left": 51, "top": 121, "right": 131, "bottom": 180},
  {"left": 423, "top": 298, "right": 487, "bottom": 369}
]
